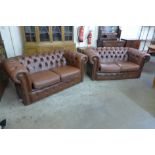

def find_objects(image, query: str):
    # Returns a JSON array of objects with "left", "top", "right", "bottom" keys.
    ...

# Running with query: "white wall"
[
  {"left": 0, "top": 26, "right": 15, "bottom": 58},
  {"left": 0, "top": 26, "right": 23, "bottom": 58},
  {"left": 139, "top": 27, "right": 155, "bottom": 51},
  {"left": 120, "top": 26, "right": 142, "bottom": 39},
  {"left": 139, "top": 26, "right": 155, "bottom": 40},
  {"left": 9, "top": 26, "right": 23, "bottom": 56}
]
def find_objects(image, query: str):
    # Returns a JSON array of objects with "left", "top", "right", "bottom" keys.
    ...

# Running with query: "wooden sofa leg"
[
  {"left": 15, "top": 84, "right": 22, "bottom": 99},
  {"left": 153, "top": 77, "right": 155, "bottom": 88}
]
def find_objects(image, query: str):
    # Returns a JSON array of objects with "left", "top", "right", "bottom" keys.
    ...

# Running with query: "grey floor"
[{"left": 0, "top": 57, "right": 155, "bottom": 129}]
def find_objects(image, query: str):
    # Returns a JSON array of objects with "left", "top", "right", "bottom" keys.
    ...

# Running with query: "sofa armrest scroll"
[
  {"left": 64, "top": 51, "right": 88, "bottom": 68},
  {"left": 64, "top": 51, "right": 88, "bottom": 81},
  {"left": 84, "top": 49, "right": 100, "bottom": 65},
  {"left": 83, "top": 49, "right": 100, "bottom": 80},
  {"left": 4, "top": 58, "right": 29, "bottom": 83},
  {"left": 128, "top": 48, "right": 150, "bottom": 66}
]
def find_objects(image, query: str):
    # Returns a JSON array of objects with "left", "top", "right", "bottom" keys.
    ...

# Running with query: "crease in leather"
[
  {"left": 117, "top": 61, "right": 140, "bottom": 72},
  {"left": 30, "top": 70, "right": 60, "bottom": 89},
  {"left": 52, "top": 65, "right": 80, "bottom": 81}
]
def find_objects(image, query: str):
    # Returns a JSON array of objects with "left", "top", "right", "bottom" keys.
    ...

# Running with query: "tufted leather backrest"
[
  {"left": 18, "top": 51, "right": 66, "bottom": 73},
  {"left": 96, "top": 47, "right": 128, "bottom": 63}
]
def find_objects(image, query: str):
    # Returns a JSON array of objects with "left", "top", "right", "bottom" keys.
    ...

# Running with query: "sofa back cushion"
[
  {"left": 18, "top": 51, "right": 66, "bottom": 73},
  {"left": 96, "top": 47, "right": 128, "bottom": 63}
]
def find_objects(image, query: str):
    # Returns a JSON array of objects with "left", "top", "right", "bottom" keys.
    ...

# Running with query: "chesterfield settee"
[
  {"left": 84, "top": 47, "right": 150, "bottom": 80},
  {"left": 4, "top": 50, "right": 87, "bottom": 105}
]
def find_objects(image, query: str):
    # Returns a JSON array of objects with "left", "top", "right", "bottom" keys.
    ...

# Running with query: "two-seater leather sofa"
[
  {"left": 84, "top": 47, "right": 150, "bottom": 80},
  {"left": 4, "top": 50, "right": 87, "bottom": 105}
]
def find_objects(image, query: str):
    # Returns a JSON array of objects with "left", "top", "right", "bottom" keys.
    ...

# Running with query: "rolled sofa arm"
[
  {"left": 4, "top": 58, "right": 29, "bottom": 83},
  {"left": 83, "top": 48, "right": 100, "bottom": 80},
  {"left": 128, "top": 48, "right": 150, "bottom": 66},
  {"left": 64, "top": 51, "right": 88, "bottom": 81},
  {"left": 4, "top": 58, "right": 32, "bottom": 105},
  {"left": 84, "top": 48, "right": 100, "bottom": 65},
  {"left": 64, "top": 51, "right": 88, "bottom": 68}
]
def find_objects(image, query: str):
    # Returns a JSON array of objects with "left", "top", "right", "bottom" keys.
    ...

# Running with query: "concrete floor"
[{"left": 0, "top": 57, "right": 155, "bottom": 129}]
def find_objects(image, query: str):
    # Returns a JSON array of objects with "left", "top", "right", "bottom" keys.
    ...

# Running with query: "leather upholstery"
[
  {"left": 64, "top": 51, "right": 88, "bottom": 69},
  {"left": 117, "top": 61, "right": 139, "bottom": 72},
  {"left": 127, "top": 48, "right": 150, "bottom": 66},
  {"left": 84, "top": 48, "right": 100, "bottom": 65},
  {"left": 96, "top": 47, "right": 128, "bottom": 63},
  {"left": 52, "top": 66, "right": 80, "bottom": 82},
  {"left": 18, "top": 51, "right": 66, "bottom": 73},
  {"left": 4, "top": 59, "right": 28, "bottom": 83},
  {"left": 100, "top": 63, "right": 120, "bottom": 72},
  {"left": 100, "top": 61, "right": 140, "bottom": 73},
  {"left": 4, "top": 50, "right": 88, "bottom": 105},
  {"left": 30, "top": 71, "right": 60, "bottom": 89},
  {"left": 64, "top": 51, "right": 88, "bottom": 81},
  {"left": 84, "top": 47, "right": 150, "bottom": 80}
]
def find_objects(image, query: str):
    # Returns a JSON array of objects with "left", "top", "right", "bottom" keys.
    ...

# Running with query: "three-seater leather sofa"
[
  {"left": 4, "top": 50, "right": 87, "bottom": 105},
  {"left": 84, "top": 47, "right": 150, "bottom": 80}
]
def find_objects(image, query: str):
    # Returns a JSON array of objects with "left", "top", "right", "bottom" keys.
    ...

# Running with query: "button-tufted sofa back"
[
  {"left": 96, "top": 47, "right": 129, "bottom": 63},
  {"left": 18, "top": 51, "right": 66, "bottom": 73}
]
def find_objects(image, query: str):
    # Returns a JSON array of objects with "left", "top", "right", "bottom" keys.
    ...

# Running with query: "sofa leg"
[
  {"left": 15, "top": 84, "right": 22, "bottom": 99},
  {"left": 15, "top": 83, "right": 31, "bottom": 105},
  {"left": 153, "top": 77, "right": 155, "bottom": 88}
]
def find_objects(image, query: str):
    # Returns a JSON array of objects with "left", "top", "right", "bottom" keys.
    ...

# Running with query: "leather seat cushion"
[
  {"left": 30, "top": 70, "right": 60, "bottom": 89},
  {"left": 100, "top": 63, "right": 120, "bottom": 72},
  {"left": 52, "top": 65, "right": 80, "bottom": 81},
  {"left": 117, "top": 61, "right": 140, "bottom": 72}
]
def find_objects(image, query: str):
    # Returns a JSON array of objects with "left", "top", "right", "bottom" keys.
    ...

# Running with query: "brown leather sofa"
[
  {"left": 84, "top": 47, "right": 150, "bottom": 80},
  {"left": 4, "top": 50, "right": 87, "bottom": 105}
]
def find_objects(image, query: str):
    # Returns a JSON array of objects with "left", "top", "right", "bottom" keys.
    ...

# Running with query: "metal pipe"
[
  {"left": 151, "top": 26, "right": 155, "bottom": 44},
  {"left": 139, "top": 26, "right": 143, "bottom": 40},
  {"left": 8, "top": 26, "right": 16, "bottom": 56},
  {"left": 143, "top": 26, "right": 151, "bottom": 51}
]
